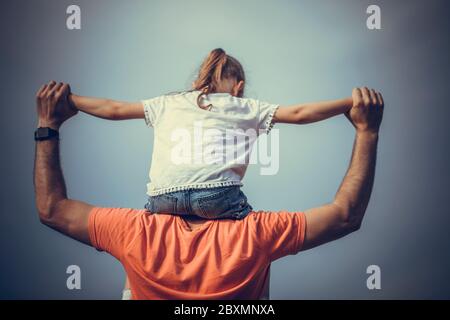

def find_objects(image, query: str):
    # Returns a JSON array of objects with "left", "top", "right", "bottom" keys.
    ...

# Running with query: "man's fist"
[
  {"left": 36, "top": 81, "right": 78, "bottom": 130},
  {"left": 346, "top": 87, "right": 384, "bottom": 134}
]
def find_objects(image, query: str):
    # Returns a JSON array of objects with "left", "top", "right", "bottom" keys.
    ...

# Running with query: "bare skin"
[
  {"left": 68, "top": 78, "right": 352, "bottom": 125},
  {"left": 34, "top": 81, "right": 383, "bottom": 297}
]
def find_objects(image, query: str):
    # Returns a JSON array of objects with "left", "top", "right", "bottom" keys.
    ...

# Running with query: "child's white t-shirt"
[{"left": 142, "top": 90, "right": 279, "bottom": 196}]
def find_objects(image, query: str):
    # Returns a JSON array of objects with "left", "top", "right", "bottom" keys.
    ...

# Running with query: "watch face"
[
  {"left": 35, "top": 127, "right": 58, "bottom": 140},
  {"left": 37, "top": 127, "right": 50, "bottom": 137}
]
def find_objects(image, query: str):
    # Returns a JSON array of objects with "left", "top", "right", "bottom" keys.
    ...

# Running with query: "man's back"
[{"left": 88, "top": 208, "right": 306, "bottom": 299}]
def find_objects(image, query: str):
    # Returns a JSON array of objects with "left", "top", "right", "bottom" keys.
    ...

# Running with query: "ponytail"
[{"left": 193, "top": 48, "right": 245, "bottom": 110}]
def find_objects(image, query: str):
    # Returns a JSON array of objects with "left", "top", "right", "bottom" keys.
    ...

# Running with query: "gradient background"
[{"left": 1, "top": 0, "right": 450, "bottom": 299}]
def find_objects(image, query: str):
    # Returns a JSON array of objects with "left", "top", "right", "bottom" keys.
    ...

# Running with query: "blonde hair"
[{"left": 192, "top": 48, "right": 246, "bottom": 110}]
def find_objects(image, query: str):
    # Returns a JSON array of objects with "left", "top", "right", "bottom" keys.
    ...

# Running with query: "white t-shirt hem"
[{"left": 147, "top": 180, "right": 243, "bottom": 196}]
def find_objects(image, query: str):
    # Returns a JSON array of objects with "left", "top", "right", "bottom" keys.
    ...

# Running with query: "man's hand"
[
  {"left": 346, "top": 87, "right": 384, "bottom": 133},
  {"left": 36, "top": 81, "right": 78, "bottom": 130}
]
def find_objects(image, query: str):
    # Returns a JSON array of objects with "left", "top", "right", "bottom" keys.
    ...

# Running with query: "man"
[{"left": 34, "top": 81, "right": 384, "bottom": 299}]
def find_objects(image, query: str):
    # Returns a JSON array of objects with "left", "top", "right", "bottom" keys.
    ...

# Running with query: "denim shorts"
[{"left": 144, "top": 186, "right": 253, "bottom": 220}]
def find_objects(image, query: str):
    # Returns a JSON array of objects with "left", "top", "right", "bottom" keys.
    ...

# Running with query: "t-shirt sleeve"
[
  {"left": 88, "top": 207, "right": 146, "bottom": 260},
  {"left": 141, "top": 95, "right": 165, "bottom": 127},
  {"left": 248, "top": 98, "right": 280, "bottom": 135},
  {"left": 250, "top": 211, "right": 306, "bottom": 262}
]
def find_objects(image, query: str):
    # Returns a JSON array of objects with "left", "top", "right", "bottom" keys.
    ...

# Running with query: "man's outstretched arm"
[
  {"left": 302, "top": 87, "right": 384, "bottom": 250},
  {"left": 34, "top": 81, "right": 93, "bottom": 245}
]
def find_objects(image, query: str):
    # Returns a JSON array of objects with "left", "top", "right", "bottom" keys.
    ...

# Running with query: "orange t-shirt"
[{"left": 88, "top": 208, "right": 306, "bottom": 300}]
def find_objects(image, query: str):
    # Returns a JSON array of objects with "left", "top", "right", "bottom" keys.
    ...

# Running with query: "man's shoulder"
[
  {"left": 90, "top": 207, "right": 153, "bottom": 225},
  {"left": 247, "top": 210, "right": 304, "bottom": 219},
  {"left": 243, "top": 210, "right": 305, "bottom": 228}
]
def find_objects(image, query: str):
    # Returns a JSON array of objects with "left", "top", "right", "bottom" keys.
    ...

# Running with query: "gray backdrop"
[{"left": 1, "top": 0, "right": 450, "bottom": 299}]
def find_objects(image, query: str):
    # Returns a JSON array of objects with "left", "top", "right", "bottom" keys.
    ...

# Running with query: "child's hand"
[
  {"left": 345, "top": 96, "right": 354, "bottom": 112},
  {"left": 67, "top": 93, "right": 79, "bottom": 111}
]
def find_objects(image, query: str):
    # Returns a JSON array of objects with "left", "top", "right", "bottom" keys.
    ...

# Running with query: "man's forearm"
[
  {"left": 34, "top": 139, "right": 67, "bottom": 221},
  {"left": 298, "top": 97, "right": 353, "bottom": 124},
  {"left": 334, "top": 131, "right": 378, "bottom": 227}
]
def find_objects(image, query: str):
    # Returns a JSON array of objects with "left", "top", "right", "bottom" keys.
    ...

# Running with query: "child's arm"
[
  {"left": 68, "top": 94, "right": 144, "bottom": 120},
  {"left": 273, "top": 97, "right": 353, "bottom": 124}
]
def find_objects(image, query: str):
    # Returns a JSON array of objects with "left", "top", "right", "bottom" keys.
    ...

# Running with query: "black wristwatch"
[{"left": 34, "top": 127, "right": 59, "bottom": 141}]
